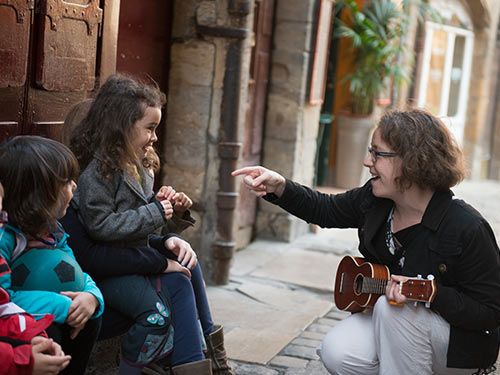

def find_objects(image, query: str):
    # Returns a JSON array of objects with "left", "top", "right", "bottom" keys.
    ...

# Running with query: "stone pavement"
[{"left": 206, "top": 179, "right": 500, "bottom": 375}]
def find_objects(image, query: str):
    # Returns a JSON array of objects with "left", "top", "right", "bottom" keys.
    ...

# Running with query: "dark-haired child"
[
  {"left": 0, "top": 137, "right": 104, "bottom": 375},
  {"left": 0, "top": 181, "right": 71, "bottom": 375}
]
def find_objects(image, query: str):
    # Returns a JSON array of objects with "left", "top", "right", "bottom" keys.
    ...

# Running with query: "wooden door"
[
  {"left": 236, "top": 0, "right": 275, "bottom": 247},
  {"left": 0, "top": 0, "right": 103, "bottom": 142}
]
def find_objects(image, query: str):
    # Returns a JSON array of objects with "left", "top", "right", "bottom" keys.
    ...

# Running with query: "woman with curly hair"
[{"left": 233, "top": 109, "right": 500, "bottom": 375}]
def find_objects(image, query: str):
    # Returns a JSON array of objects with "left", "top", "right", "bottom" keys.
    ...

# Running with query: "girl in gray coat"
[{"left": 68, "top": 74, "right": 233, "bottom": 375}]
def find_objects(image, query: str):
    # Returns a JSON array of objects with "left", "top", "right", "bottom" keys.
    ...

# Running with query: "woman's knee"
[
  {"left": 372, "top": 296, "right": 394, "bottom": 321},
  {"left": 320, "top": 329, "right": 346, "bottom": 374}
]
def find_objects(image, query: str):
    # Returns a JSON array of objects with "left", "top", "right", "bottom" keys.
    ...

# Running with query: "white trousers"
[{"left": 319, "top": 298, "right": 472, "bottom": 375}]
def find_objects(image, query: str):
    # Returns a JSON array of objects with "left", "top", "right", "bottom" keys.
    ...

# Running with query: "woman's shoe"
[
  {"left": 205, "top": 325, "right": 234, "bottom": 375},
  {"left": 171, "top": 359, "right": 212, "bottom": 375}
]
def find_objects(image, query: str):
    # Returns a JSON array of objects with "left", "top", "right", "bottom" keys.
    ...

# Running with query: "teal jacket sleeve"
[{"left": 82, "top": 271, "right": 104, "bottom": 318}]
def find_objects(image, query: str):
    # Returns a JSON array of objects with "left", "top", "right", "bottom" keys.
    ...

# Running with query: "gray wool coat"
[{"left": 72, "top": 158, "right": 194, "bottom": 247}]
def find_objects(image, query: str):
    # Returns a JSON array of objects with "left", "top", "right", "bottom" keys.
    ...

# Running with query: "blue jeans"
[{"left": 99, "top": 264, "right": 214, "bottom": 366}]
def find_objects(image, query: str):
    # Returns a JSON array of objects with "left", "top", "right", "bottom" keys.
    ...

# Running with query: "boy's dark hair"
[
  {"left": 69, "top": 74, "right": 166, "bottom": 178},
  {"left": 377, "top": 108, "right": 466, "bottom": 191},
  {"left": 0, "top": 136, "right": 79, "bottom": 237}
]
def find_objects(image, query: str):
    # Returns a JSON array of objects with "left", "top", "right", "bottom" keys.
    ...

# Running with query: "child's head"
[
  {"left": 62, "top": 99, "right": 93, "bottom": 146},
  {"left": 0, "top": 136, "right": 79, "bottom": 236},
  {"left": 69, "top": 74, "right": 166, "bottom": 177}
]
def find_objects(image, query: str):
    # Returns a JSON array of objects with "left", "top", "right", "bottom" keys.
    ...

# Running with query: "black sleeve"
[
  {"left": 60, "top": 205, "right": 167, "bottom": 280},
  {"left": 263, "top": 179, "right": 370, "bottom": 229}
]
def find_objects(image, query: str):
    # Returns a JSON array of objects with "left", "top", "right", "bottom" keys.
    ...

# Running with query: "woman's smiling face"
[{"left": 363, "top": 128, "right": 402, "bottom": 200}]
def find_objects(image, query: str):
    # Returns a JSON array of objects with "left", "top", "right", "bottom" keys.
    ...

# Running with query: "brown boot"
[
  {"left": 171, "top": 359, "right": 212, "bottom": 375},
  {"left": 205, "top": 325, "right": 234, "bottom": 375}
]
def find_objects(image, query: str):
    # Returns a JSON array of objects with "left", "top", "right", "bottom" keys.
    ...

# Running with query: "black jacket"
[
  {"left": 266, "top": 179, "right": 500, "bottom": 369},
  {"left": 60, "top": 205, "right": 178, "bottom": 281}
]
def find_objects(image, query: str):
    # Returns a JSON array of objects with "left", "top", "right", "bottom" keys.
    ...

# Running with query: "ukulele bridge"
[{"left": 339, "top": 273, "right": 345, "bottom": 293}]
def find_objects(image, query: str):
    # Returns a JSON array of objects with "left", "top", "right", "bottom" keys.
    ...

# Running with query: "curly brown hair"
[
  {"left": 377, "top": 109, "right": 466, "bottom": 191},
  {"left": 0, "top": 136, "right": 79, "bottom": 237},
  {"left": 69, "top": 74, "right": 166, "bottom": 178}
]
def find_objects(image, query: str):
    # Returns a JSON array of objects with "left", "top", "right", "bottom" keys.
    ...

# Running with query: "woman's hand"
[
  {"left": 231, "top": 166, "right": 286, "bottom": 198},
  {"left": 163, "top": 258, "right": 191, "bottom": 278},
  {"left": 172, "top": 192, "right": 193, "bottom": 214},
  {"left": 31, "top": 336, "right": 71, "bottom": 374},
  {"left": 165, "top": 237, "right": 198, "bottom": 270},
  {"left": 385, "top": 274, "right": 409, "bottom": 305},
  {"left": 61, "top": 291, "right": 99, "bottom": 338}
]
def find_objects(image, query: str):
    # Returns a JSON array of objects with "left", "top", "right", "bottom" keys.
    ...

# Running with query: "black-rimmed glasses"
[{"left": 367, "top": 147, "right": 398, "bottom": 162}]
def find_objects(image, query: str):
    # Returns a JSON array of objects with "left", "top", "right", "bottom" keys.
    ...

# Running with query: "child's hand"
[
  {"left": 60, "top": 291, "right": 99, "bottom": 337},
  {"left": 159, "top": 199, "right": 174, "bottom": 220},
  {"left": 31, "top": 336, "right": 71, "bottom": 374},
  {"left": 172, "top": 192, "right": 193, "bottom": 213},
  {"left": 165, "top": 237, "right": 198, "bottom": 270},
  {"left": 156, "top": 185, "right": 176, "bottom": 202},
  {"left": 163, "top": 258, "right": 191, "bottom": 278}
]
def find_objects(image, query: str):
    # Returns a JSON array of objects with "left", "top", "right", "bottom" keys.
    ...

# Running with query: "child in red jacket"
[{"left": 0, "top": 182, "right": 71, "bottom": 374}]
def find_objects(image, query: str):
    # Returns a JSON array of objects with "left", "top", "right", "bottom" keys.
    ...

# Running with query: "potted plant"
[{"left": 333, "top": 0, "right": 408, "bottom": 188}]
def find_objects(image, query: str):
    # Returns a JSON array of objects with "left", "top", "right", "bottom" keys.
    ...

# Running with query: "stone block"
[
  {"left": 265, "top": 94, "right": 302, "bottom": 141},
  {"left": 274, "top": 20, "right": 313, "bottom": 53},
  {"left": 306, "top": 323, "right": 332, "bottom": 334},
  {"left": 171, "top": 0, "right": 198, "bottom": 38},
  {"left": 291, "top": 337, "right": 322, "bottom": 348},
  {"left": 276, "top": 0, "right": 316, "bottom": 22},
  {"left": 162, "top": 164, "right": 205, "bottom": 200},
  {"left": 169, "top": 41, "right": 215, "bottom": 87},
  {"left": 270, "top": 355, "right": 308, "bottom": 368},
  {"left": 300, "top": 330, "right": 326, "bottom": 341},
  {"left": 270, "top": 50, "right": 309, "bottom": 100},
  {"left": 196, "top": 1, "right": 216, "bottom": 26},
  {"left": 261, "top": 137, "right": 297, "bottom": 170},
  {"left": 282, "top": 344, "right": 319, "bottom": 360}
]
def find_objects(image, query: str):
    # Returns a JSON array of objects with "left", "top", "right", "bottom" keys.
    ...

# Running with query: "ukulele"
[{"left": 334, "top": 256, "right": 436, "bottom": 312}]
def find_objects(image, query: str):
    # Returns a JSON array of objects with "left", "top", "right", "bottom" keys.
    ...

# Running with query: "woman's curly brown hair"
[
  {"left": 377, "top": 109, "right": 466, "bottom": 191},
  {"left": 0, "top": 136, "right": 79, "bottom": 237},
  {"left": 69, "top": 74, "right": 166, "bottom": 178}
]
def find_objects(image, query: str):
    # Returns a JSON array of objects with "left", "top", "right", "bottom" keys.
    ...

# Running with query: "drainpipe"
[{"left": 196, "top": 0, "right": 251, "bottom": 284}]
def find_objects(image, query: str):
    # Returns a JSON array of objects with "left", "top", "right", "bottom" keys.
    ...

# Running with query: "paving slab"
[
  {"left": 207, "top": 281, "right": 332, "bottom": 364},
  {"left": 231, "top": 240, "right": 288, "bottom": 277},
  {"left": 292, "top": 228, "right": 359, "bottom": 255},
  {"left": 249, "top": 248, "right": 341, "bottom": 292}
]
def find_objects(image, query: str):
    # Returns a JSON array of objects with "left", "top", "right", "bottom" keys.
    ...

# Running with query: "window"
[{"left": 417, "top": 21, "right": 474, "bottom": 145}]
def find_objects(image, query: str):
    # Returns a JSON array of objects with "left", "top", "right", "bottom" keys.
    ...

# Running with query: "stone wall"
[
  {"left": 162, "top": 0, "right": 252, "bottom": 281},
  {"left": 256, "top": 0, "right": 323, "bottom": 241},
  {"left": 463, "top": 0, "right": 500, "bottom": 179}
]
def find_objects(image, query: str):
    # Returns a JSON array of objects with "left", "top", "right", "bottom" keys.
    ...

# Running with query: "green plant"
[
  {"left": 336, "top": 0, "right": 441, "bottom": 115},
  {"left": 336, "top": 0, "right": 408, "bottom": 115}
]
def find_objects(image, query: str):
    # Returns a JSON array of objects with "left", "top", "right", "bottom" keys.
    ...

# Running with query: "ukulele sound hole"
[{"left": 355, "top": 275, "right": 363, "bottom": 295}]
